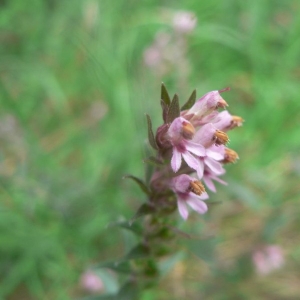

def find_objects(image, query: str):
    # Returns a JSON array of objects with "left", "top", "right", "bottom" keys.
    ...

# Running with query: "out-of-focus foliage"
[{"left": 0, "top": 0, "right": 299, "bottom": 299}]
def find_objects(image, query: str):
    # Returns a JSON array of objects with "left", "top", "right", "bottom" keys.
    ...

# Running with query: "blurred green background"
[{"left": 1, "top": 0, "right": 300, "bottom": 299}]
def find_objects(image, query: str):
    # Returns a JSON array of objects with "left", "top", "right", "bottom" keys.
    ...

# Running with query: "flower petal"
[
  {"left": 186, "top": 198, "right": 208, "bottom": 214},
  {"left": 177, "top": 199, "right": 189, "bottom": 220},
  {"left": 203, "top": 176, "right": 216, "bottom": 192},
  {"left": 185, "top": 140, "right": 206, "bottom": 156},
  {"left": 189, "top": 191, "right": 209, "bottom": 201},
  {"left": 206, "top": 146, "right": 224, "bottom": 160},
  {"left": 172, "top": 174, "right": 192, "bottom": 193},
  {"left": 196, "top": 160, "right": 205, "bottom": 179},
  {"left": 171, "top": 148, "right": 182, "bottom": 172},
  {"left": 205, "top": 157, "right": 224, "bottom": 175},
  {"left": 182, "top": 152, "right": 199, "bottom": 171}
]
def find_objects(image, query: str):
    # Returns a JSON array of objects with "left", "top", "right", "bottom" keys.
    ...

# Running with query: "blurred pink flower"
[
  {"left": 172, "top": 11, "right": 197, "bottom": 33},
  {"left": 252, "top": 245, "right": 285, "bottom": 275},
  {"left": 80, "top": 270, "right": 104, "bottom": 293},
  {"left": 172, "top": 174, "right": 209, "bottom": 220},
  {"left": 168, "top": 117, "right": 205, "bottom": 174}
]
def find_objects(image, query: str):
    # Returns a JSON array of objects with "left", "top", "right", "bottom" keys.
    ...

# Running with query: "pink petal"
[
  {"left": 186, "top": 198, "right": 208, "bottom": 214},
  {"left": 203, "top": 176, "right": 216, "bottom": 192},
  {"left": 204, "top": 157, "right": 224, "bottom": 175},
  {"left": 189, "top": 192, "right": 209, "bottom": 201},
  {"left": 212, "top": 176, "right": 227, "bottom": 185},
  {"left": 193, "top": 123, "right": 216, "bottom": 147},
  {"left": 182, "top": 152, "right": 199, "bottom": 171},
  {"left": 213, "top": 110, "right": 232, "bottom": 130},
  {"left": 168, "top": 117, "right": 185, "bottom": 139},
  {"left": 185, "top": 140, "right": 206, "bottom": 156},
  {"left": 172, "top": 174, "right": 191, "bottom": 193},
  {"left": 177, "top": 199, "right": 189, "bottom": 220},
  {"left": 196, "top": 160, "right": 205, "bottom": 179},
  {"left": 206, "top": 147, "right": 224, "bottom": 160},
  {"left": 171, "top": 148, "right": 182, "bottom": 172}
]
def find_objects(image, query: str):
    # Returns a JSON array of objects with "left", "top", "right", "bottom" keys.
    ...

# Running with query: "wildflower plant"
[{"left": 95, "top": 84, "right": 243, "bottom": 299}]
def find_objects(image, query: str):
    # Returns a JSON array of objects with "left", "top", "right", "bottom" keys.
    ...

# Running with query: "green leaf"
[
  {"left": 161, "top": 83, "right": 171, "bottom": 106},
  {"left": 131, "top": 203, "right": 156, "bottom": 222},
  {"left": 116, "top": 281, "right": 140, "bottom": 300},
  {"left": 166, "top": 94, "right": 180, "bottom": 124},
  {"left": 108, "top": 220, "right": 143, "bottom": 236},
  {"left": 160, "top": 99, "right": 168, "bottom": 124},
  {"left": 181, "top": 89, "right": 196, "bottom": 111},
  {"left": 80, "top": 294, "right": 116, "bottom": 300},
  {"left": 145, "top": 114, "right": 158, "bottom": 150},
  {"left": 123, "top": 175, "right": 151, "bottom": 195},
  {"left": 143, "top": 156, "right": 164, "bottom": 166},
  {"left": 96, "top": 260, "right": 132, "bottom": 274},
  {"left": 124, "top": 243, "right": 150, "bottom": 260}
]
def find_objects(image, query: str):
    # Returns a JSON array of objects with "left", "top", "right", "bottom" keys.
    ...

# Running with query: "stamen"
[
  {"left": 189, "top": 180, "right": 206, "bottom": 195},
  {"left": 230, "top": 116, "right": 244, "bottom": 128},
  {"left": 223, "top": 148, "right": 239, "bottom": 163},
  {"left": 181, "top": 121, "right": 195, "bottom": 140},
  {"left": 216, "top": 98, "right": 228, "bottom": 109},
  {"left": 213, "top": 130, "right": 229, "bottom": 145}
]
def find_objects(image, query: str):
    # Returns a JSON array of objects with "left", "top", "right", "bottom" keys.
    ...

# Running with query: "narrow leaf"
[
  {"left": 131, "top": 203, "right": 156, "bottom": 222},
  {"left": 108, "top": 220, "right": 143, "bottom": 236},
  {"left": 166, "top": 94, "right": 180, "bottom": 123},
  {"left": 160, "top": 100, "right": 168, "bottom": 123},
  {"left": 124, "top": 243, "right": 150, "bottom": 260},
  {"left": 146, "top": 114, "right": 158, "bottom": 150},
  {"left": 116, "top": 281, "right": 140, "bottom": 300},
  {"left": 143, "top": 156, "right": 164, "bottom": 166},
  {"left": 123, "top": 175, "right": 151, "bottom": 195},
  {"left": 181, "top": 89, "right": 196, "bottom": 111},
  {"left": 95, "top": 261, "right": 132, "bottom": 274},
  {"left": 161, "top": 82, "right": 171, "bottom": 106}
]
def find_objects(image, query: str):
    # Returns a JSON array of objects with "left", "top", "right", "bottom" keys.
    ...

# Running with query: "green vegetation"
[{"left": 0, "top": 0, "right": 299, "bottom": 299}]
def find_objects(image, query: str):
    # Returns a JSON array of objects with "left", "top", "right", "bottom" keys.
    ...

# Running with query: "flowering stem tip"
[{"left": 146, "top": 84, "right": 243, "bottom": 220}]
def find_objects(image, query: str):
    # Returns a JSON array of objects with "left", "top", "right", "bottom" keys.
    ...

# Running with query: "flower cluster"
[{"left": 148, "top": 85, "right": 243, "bottom": 220}]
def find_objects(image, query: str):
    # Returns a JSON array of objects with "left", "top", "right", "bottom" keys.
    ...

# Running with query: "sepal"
[
  {"left": 181, "top": 89, "right": 196, "bottom": 111},
  {"left": 143, "top": 156, "right": 164, "bottom": 166},
  {"left": 166, "top": 94, "right": 180, "bottom": 123},
  {"left": 131, "top": 203, "right": 156, "bottom": 222},
  {"left": 108, "top": 220, "right": 143, "bottom": 236},
  {"left": 146, "top": 114, "right": 158, "bottom": 150},
  {"left": 161, "top": 82, "right": 171, "bottom": 106},
  {"left": 123, "top": 175, "right": 151, "bottom": 196}
]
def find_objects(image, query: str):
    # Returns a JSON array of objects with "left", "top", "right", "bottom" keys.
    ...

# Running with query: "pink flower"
[
  {"left": 172, "top": 11, "right": 197, "bottom": 34},
  {"left": 80, "top": 270, "right": 104, "bottom": 293},
  {"left": 168, "top": 117, "right": 205, "bottom": 173},
  {"left": 203, "top": 168, "right": 227, "bottom": 192},
  {"left": 196, "top": 144, "right": 225, "bottom": 178},
  {"left": 213, "top": 110, "right": 244, "bottom": 131},
  {"left": 252, "top": 245, "right": 285, "bottom": 275},
  {"left": 172, "top": 174, "right": 209, "bottom": 220},
  {"left": 183, "top": 90, "right": 228, "bottom": 125}
]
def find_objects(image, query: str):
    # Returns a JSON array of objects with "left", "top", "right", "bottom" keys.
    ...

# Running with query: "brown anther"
[
  {"left": 213, "top": 130, "right": 229, "bottom": 145},
  {"left": 181, "top": 121, "right": 195, "bottom": 140},
  {"left": 216, "top": 97, "right": 229, "bottom": 109},
  {"left": 223, "top": 148, "right": 239, "bottom": 164},
  {"left": 230, "top": 116, "right": 244, "bottom": 129},
  {"left": 189, "top": 180, "right": 206, "bottom": 195}
]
